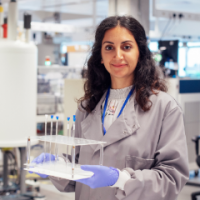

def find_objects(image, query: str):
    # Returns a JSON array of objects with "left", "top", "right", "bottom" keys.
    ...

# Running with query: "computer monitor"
[{"left": 159, "top": 40, "right": 179, "bottom": 67}]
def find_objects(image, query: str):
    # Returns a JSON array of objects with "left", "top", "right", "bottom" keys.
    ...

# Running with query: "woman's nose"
[{"left": 114, "top": 48, "right": 123, "bottom": 60}]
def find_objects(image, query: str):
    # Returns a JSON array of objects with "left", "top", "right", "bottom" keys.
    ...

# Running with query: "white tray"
[{"left": 24, "top": 159, "right": 94, "bottom": 180}]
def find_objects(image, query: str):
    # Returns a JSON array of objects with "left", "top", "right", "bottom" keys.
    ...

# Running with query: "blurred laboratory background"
[{"left": 0, "top": 0, "right": 200, "bottom": 199}]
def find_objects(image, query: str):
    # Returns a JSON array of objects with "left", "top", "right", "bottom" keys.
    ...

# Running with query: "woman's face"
[{"left": 101, "top": 26, "right": 139, "bottom": 85}]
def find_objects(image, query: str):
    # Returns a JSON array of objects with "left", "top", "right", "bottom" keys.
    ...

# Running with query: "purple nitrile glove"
[
  {"left": 76, "top": 165, "right": 119, "bottom": 189},
  {"left": 29, "top": 153, "right": 55, "bottom": 178}
]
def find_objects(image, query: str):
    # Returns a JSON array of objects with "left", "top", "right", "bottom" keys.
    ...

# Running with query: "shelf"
[{"left": 38, "top": 66, "right": 82, "bottom": 73}]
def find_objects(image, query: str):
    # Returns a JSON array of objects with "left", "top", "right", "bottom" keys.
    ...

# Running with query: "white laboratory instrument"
[
  {"left": 0, "top": 0, "right": 37, "bottom": 148},
  {"left": 0, "top": 39, "right": 37, "bottom": 147},
  {"left": 0, "top": 0, "right": 37, "bottom": 195}
]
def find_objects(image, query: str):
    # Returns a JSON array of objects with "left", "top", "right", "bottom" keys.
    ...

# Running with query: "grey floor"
[{"left": 178, "top": 185, "right": 200, "bottom": 200}]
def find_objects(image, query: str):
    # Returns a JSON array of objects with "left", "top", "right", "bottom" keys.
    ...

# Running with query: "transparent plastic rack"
[{"left": 24, "top": 135, "right": 106, "bottom": 180}]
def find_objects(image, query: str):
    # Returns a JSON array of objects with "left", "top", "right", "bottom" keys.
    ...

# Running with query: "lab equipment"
[
  {"left": 24, "top": 114, "right": 106, "bottom": 180},
  {"left": 76, "top": 165, "right": 119, "bottom": 189},
  {"left": 8, "top": 0, "right": 17, "bottom": 40},
  {"left": 0, "top": 0, "right": 37, "bottom": 148},
  {"left": 24, "top": 13, "right": 31, "bottom": 43},
  {"left": 0, "top": 0, "right": 37, "bottom": 196},
  {"left": 1, "top": 17, "right": 7, "bottom": 38},
  {"left": 0, "top": 31, "right": 37, "bottom": 148}
]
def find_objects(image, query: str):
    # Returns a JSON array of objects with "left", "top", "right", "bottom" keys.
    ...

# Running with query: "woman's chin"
[{"left": 110, "top": 70, "right": 128, "bottom": 77}]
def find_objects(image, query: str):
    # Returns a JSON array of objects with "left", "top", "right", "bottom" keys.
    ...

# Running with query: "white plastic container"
[{"left": 0, "top": 39, "right": 37, "bottom": 147}]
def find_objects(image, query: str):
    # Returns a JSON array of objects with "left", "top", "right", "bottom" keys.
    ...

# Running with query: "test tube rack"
[{"left": 24, "top": 135, "right": 106, "bottom": 180}]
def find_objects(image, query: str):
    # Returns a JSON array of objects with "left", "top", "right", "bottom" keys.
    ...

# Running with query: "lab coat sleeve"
[
  {"left": 49, "top": 106, "right": 86, "bottom": 192},
  {"left": 115, "top": 106, "right": 189, "bottom": 200}
]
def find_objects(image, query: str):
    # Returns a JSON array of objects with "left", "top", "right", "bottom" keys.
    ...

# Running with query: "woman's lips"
[{"left": 112, "top": 64, "right": 127, "bottom": 68}]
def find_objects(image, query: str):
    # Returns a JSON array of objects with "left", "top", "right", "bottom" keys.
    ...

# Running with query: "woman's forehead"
[{"left": 102, "top": 26, "right": 136, "bottom": 43}]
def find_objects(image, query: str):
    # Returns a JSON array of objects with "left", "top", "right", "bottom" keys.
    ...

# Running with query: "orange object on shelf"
[{"left": 45, "top": 56, "right": 51, "bottom": 66}]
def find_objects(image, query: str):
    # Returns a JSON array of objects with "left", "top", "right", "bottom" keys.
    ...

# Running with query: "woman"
[{"left": 33, "top": 16, "right": 189, "bottom": 200}]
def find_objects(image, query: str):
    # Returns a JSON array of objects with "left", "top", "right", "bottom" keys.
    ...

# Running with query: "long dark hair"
[{"left": 78, "top": 16, "right": 167, "bottom": 113}]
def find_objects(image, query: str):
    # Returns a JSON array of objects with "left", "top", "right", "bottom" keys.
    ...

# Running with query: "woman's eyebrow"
[
  {"left": 103, "top": 41, "right": 114, "bottom": 44},
  {"left": 121, "top": 40, "right": 133, "bottom": 44},
  {"left": 103, "top": 40, "right": 134, "bottom": 45}
]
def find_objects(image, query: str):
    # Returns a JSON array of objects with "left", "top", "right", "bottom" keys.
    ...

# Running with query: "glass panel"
[
  {"left": 149, "top": 41, "right": 158, "bottom": 52},
  {"left": 178, "top": 47, "right": 187, "bottom": 77},
  {"left": 186, "top": 47, "right": 200, "bottom": 77}
]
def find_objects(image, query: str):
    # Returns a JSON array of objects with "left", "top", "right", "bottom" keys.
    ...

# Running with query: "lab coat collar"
[
  {"left": 81, "top": 89, "right": 140, "bottom": 153},
  {"left": 95, "top": 89, "right": 138, "bottom": 115}
]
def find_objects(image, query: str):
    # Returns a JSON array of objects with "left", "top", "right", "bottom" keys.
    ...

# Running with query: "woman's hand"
[
  {"left": 76, "top": 165, "right": 119, "bottom": 189},
  {"left": 29, "top": 153, "right": 55, "bottom": 178}
]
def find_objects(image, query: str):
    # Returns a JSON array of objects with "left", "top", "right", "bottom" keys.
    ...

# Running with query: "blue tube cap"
[
  {"left": 73, "top": 115, "right": 76, "bottom": 122},
  {"left": 67, "top": 117, "right": 70, "bottom": 121},
  {"left": 56, "top": 116, "right": 59, "bottom": 120},
  {"left": 51, "top": 115, "right": 54, "bottom": 119}
]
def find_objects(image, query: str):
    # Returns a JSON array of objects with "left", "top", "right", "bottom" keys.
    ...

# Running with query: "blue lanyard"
[{"left": 102, "top": 86, "right": 135, "bottom": 135}]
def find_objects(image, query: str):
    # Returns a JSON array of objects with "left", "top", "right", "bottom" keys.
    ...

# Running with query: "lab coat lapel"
[
  {"left": 81, "top": 91, "right": 140, "bottom": 153},
  {"left": 81, "top": 92, "right": 107, "bottom": 151},
  {"left": 94, "top": 94, "right": 140, "bottom": 153}
]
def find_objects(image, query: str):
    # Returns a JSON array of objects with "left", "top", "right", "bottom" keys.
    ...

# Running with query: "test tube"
[
  {"left": 26, "top": 137, "right": 31, "bottom": 164},
  {"left": 54, "top": 116, "right": 59, "bottom": 161},
  {"left": 71, "top": 115, "right": 76, "bottom": 178},
  {"left": 99, "top": 144, "right": 104, "bottom": 165},
  {"left": 44, "top": 114, "right": 48, "bottom": 163},
  {"left": 49, "top": 115, "right": 54, "bottom": 162},
  {"left": 71, "top": 115, "right": 76, "bottom": 137},
  {"left": 66, "top": 117, "right": 70, "bottom": 164},
  {"left": 72, "top": 146, "right": 75, "bottom": 179}
]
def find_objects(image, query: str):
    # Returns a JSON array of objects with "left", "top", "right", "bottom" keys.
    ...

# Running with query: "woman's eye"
[
  {"left": 105, "top": 46, "right": 113, "bottom": 50},
  {"left": 123, "top": 45, "right": 131, "bottom": 50}
]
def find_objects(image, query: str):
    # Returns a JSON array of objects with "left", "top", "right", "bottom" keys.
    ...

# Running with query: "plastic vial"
[
  {"left": 54, "top": 116, "right": 59, "bottom": 161},
  {"left": 44, "top": 115, "right": 48, "bottom": 163},
  {"left": 49, "top": 115, "right": 54, "bottom": 162},
  {"left": 27, "top": 137, "right": 31, "bottom": 164},
  {"left": 66, "top": 117, "right": 70, "bottom": 164},
  {"left": 71, "top": 115, "right": 76, "bottom": 178}
]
